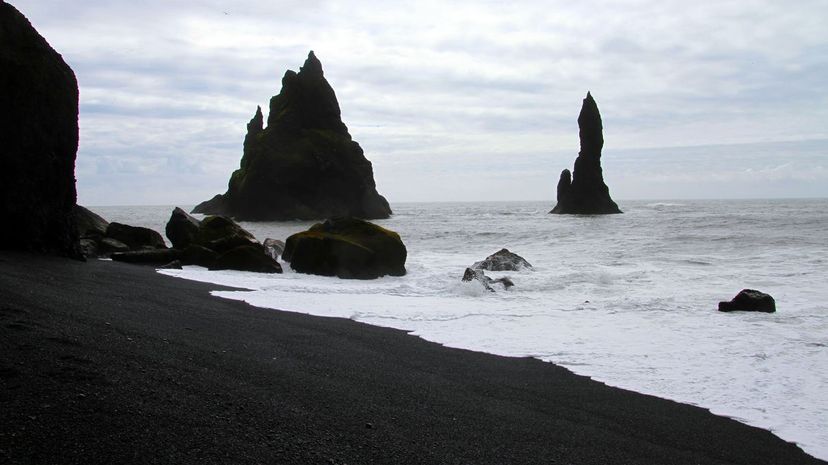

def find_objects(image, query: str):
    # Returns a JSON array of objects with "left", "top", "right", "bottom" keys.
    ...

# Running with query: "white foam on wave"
[{"left": 159, "top": 199, "right": 828, "bottom": 459}]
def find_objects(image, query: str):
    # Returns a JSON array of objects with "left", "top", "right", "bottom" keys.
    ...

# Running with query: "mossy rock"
[
  {"left": 283, "top": 217, "right": 406, "bottom": 279},
  {"left": 208, "top": 245, "right": 282, "bottom": 273}
]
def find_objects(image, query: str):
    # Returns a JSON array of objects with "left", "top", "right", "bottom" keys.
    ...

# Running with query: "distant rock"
[
  {"left": 718, "top": 289, "right": 776, "bottom": 313},
  {"left": 550, "top": 92, "right": 621, "bottom": 215},
  {"left": 106, "top": 223, "right": 167, "bottom": 251},
  {"left": 473, "top": 248, "right": 532, "bottom": 271},
  {"left": 263, "top": 238, "right": 285, "bottom": 260},
  {"left": 0, "top": 3, "right": 80, "bottom": 257},
  {"left": 165, "top": 207, "right": 200, "bottom": 249},
  {"left": 192, "top": 51, "right": 391, "bottom": 221},
  {"left": 208, "top": 245, "right": 282, "bottom": 274},
  {"left": 462, "top": 268, "right": 514, "bottom": 292},
  {"left": 283, "top": 217, "right": 406, "bottom": 279},
  {"left": 98, "top": 237, "right": 130, "bottom": 256}
]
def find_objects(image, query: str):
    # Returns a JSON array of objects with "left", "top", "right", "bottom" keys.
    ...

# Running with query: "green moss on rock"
[{"left": 283, "top": 217, "right": 406, "bottom": 279}]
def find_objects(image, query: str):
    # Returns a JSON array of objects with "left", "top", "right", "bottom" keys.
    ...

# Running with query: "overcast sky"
[{"left": 18, "top": 0, "right": 828, "bottom": 205}]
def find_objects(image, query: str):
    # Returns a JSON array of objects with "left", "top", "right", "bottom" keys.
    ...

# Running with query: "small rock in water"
[
  {"left": 718, "top": 289, "right": 776, "bottom": 313},
  {"left": 263, "top": 238, "right": 285, "bottom": 260},
  {"left": 472, "top": 248, "right": 533, "bottom": 271},
  {"left": 462, "top": 267, "right": 513, "bottom": 292}
]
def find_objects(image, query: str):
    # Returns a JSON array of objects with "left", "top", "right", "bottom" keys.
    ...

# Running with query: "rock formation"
[
  {"left": 473, "top": 248, "right": 532, "bottom": 271},
  {"left": 462, "top": 268, "right": 514, "bottom": 292},
  {"left": 718, "top": 289, "right": 776, "bottom": 313},
  {"left": 550, "top": 92, "right": 621, "bottom": 215},
  {"left": 111, "top": 208, "right": 282, "bottom": 273},
  {"left": 193, "top": 51, "right": 391, "bottom": 221},
  {"left": 283, "top": 217, "right": 406, "bottom": 279},
  {"left": 1, "top": 3, "right": 80, "bottom": 256}
]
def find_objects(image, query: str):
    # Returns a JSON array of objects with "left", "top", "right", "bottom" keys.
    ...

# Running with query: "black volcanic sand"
[{"left": 0, "top": 252, "right": 823, "bottom": 465}]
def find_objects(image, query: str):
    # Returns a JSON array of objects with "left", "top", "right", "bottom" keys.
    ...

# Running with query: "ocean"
[{"left": 93, "top": 199, "right": 828, "bottom": 459}]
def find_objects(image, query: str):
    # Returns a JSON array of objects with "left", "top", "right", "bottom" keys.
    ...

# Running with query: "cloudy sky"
[{"left": 19, "top": 0, "right": 828, "bottom": 205}]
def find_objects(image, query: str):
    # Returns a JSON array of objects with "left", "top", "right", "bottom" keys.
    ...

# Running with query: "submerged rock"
[
  {"left": 283, "top": 217, "right": 406, "bottom": 279},
  {"left": 462, "top": 268, "right": 514, "bottom": 292},
  {"left": 550, "top": 92, "right": 621, "bottom": 215},
  {"left": 1, "top": 3, "right": 80, "bottom": 256},
  {"left": 718, "top": 289, "right": 776, "bottom": 313},
  {"left": 192, "top": 51, "right": 391, "bottom": 221},
  {"left": 473, "top": 248, "right": 532, "bottom": 271}
]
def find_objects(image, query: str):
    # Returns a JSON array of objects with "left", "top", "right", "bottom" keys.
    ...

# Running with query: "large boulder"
[
  {"left": 718, "top": 289, "right": 776, "bottom": 313},
  {"left": 165, "top": 207, "right": 201, "bottom": 249},
  {"left": 283, "top": 217, "right": 406, "bottom": 279},
  {"left": 550, "top": 92, "right": 621, "bottom": 215},
  {"left": 73, "top": 205, "right": 109, "bottom": 239},
  {"left": 193, "top": 215, "right": 258, "bottom": 254},
  {"left": 0, "top": 3, "right": 80, "bottom": 256},
  {"left": 106, "top": 222, "right": 167, "bottom": 250},
  {"left": 473, "top": 248, "right": 532, "bottom": 271},
  {"left": 192, "top": 51, "right": 391, "bottom": 221},
  {"left": 208, "top": 245, "right": 282, "bottom": 274}
]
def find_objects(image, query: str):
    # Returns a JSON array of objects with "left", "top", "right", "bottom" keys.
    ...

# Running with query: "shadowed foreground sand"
[{"left": 0, "top": 251, "right": 823, "bottom": 464}]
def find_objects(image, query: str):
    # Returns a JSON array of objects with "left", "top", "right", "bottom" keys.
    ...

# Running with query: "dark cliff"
[
  {"left": 193, "top": 51, "right": 391, "bottom": 221},
  {"left": 0, "top": 1, "right": 80, "bottom": 255}
]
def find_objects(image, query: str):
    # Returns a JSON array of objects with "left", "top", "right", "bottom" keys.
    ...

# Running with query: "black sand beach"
[{"left": 0, "top": 251, "right": 823, "bottom": 464}]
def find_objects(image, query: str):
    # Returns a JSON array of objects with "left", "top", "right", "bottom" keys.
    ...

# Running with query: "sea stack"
[
  {"left": 550, "top": 92, "right": 621, "bottom": 215},
  {"left": 0, "top": 2, "right": 80, "bottom": 256},
  {"left": 193, "top": 51, "right": 392, "bottom": 221}
]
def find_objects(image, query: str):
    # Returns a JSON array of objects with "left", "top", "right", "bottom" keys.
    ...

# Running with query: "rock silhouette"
[
  {"left": 1, "top": 3, "right": 80, "bottom": 256},
  {"left": 193, "top": 51, "right": 391, "bottom": 221},
  {"left": 550, "top": 92, "right": 621, "bottom": 215}
]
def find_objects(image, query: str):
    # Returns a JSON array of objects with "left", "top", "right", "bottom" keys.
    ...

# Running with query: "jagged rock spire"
[
  {"left": 550, "top": 92, "right": 621, "bottom": 215},
  {"left": 192, "top": 51, "right": 391, "bottom": 221}
]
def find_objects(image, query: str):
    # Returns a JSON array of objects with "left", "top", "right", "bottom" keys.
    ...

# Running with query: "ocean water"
[{"left": 95, "top": 200, "right": 828, "bottom": 459}]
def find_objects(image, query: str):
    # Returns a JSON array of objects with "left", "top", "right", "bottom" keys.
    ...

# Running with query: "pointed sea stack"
[
  {"left": 1, "top": 2, "right": 80, "bottom": 256},
  {"left": 193, "top": 51, "right": 391, "bottom": 221},
  {"left": 550, "top": 92, "right": 621, "bottom": 215}
]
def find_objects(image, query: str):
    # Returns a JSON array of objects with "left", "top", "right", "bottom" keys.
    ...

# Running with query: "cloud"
[{"left": 17, "top": 0, "right": 828, "bottom": 204}]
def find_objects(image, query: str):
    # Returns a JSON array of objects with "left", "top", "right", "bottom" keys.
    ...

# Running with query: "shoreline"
[{"left": 1, "top": 251, "right": 824, "bottom": 464}]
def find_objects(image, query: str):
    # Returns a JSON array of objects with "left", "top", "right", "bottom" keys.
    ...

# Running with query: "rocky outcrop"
[
  {"left": 111, "top": 208, "right": 282, "bottom": 273},
  {"left": 718, "top": 289, "right": 776, "bottom": 313},
  {"left": 283, "top": 217, "right": 406, "bottom": 279},
  {"left": 1, "top": 3, "right": 80, "bottom": 256},
  {"left": 550, "top": 92, "right": 621, "bottom": 215},
  {"left": 462, "top": 268, "right": 514, "bottom": 292},
  {"left": 192, "top": 51, "right": 391, "bottom": 221},
  {"left": 473, "top": 249, "right": 532, "bottom": 271}
]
